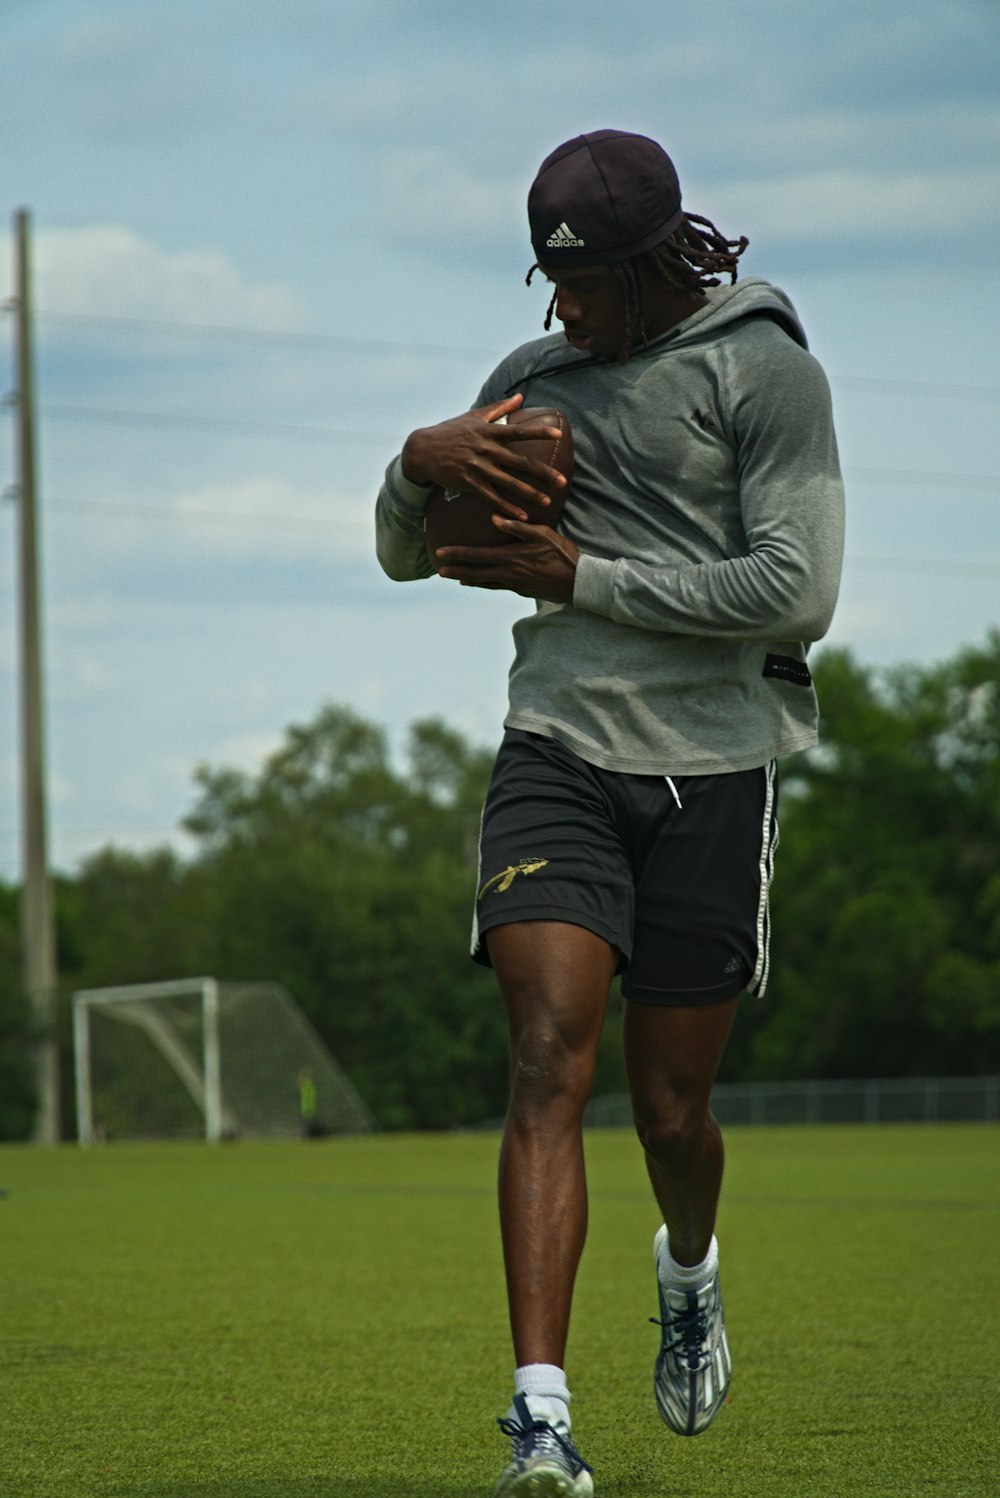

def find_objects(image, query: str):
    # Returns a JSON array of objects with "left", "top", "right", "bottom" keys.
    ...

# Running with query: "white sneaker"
[
  {"left": 651, "top": 1225, "right": 731, "bottom": 1436},
  {"left": 493, "top": 1392, "right": 595, "bottom": 1497}
]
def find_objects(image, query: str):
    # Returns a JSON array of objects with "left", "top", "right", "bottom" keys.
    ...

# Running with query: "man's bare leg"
[
  {"left": 624, "top": 993, "right": 740, "bottom": 1437},
  {"left": 623, "top": 994, "right": 738, "bottom": 1264},
  {"left": 487, "top": 920, "right": 617, "bottom": 1367}
]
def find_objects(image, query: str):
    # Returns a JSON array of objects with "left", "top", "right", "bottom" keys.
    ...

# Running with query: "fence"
[{"left": 582, "top": 1075, "right": 1000, "bottom": 1128}]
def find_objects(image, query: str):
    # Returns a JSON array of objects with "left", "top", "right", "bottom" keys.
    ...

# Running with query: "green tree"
[
  {"left": 178, "top": 706, "right": 510, "bottom": 1128},
  {"left": 728, "top": 632, "right": 1000, "bottom": 1081},
  {"left": 6, "top": 635, "right": 998, "bottom": 1141},
  {"left": 0, "top": 882, "right": 35, "bottom": 1139}
]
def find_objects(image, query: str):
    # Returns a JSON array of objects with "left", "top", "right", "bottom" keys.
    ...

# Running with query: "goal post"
[{"left": 72, "top": 977, "right": 373, "bottom": 1145}]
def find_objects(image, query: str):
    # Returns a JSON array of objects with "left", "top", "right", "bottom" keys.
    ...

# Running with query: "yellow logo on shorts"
[{"left": 477, "top": 858, "right": 549, "bottom": 902}]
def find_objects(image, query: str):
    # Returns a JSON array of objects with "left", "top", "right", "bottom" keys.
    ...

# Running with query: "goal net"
[{"left": 72, "top": 978, "right": 373, "bottom": 1144}]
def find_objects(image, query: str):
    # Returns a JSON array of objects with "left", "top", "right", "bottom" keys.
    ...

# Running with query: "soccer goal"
[{"left": 72, "top": 978, "right": 374, "bottom": 1145}]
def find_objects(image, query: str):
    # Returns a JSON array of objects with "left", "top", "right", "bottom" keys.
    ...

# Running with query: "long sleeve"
[
  {"left": 375, "top": 455, "right": 436, "bottom": 582},
  {"left": 571, "top": 336, "right": 844, "bottom": 643}
]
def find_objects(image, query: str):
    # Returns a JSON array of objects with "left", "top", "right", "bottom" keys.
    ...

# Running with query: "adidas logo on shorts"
[{"left": 546, "top": 221, "right": 586, "bottom": 249}]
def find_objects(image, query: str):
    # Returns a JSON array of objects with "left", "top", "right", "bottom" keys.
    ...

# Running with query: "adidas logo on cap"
[{"left": 546, "top": 221, "right": 585, "bottom": 249}]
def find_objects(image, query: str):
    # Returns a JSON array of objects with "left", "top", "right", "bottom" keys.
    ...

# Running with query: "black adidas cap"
[{"left": 528, "top": 129, "right": 686, "bottom": 269}]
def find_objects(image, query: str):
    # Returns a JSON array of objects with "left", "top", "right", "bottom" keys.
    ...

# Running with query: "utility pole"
[{"left": 11, "top": 208, "right": 60, "bottom": 1143}]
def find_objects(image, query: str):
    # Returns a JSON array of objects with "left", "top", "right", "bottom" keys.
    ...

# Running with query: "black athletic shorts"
[{"left": 471, "top": 728, "right": 779, "bottom": 1006}]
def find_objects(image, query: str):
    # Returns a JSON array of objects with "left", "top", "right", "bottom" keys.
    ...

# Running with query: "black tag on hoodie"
[{"left": 763, "top": 653, "right": 812, "bottom": 687}]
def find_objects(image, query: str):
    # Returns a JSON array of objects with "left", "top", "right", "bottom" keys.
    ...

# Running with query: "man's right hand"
[{"left": 400, "top": 393, "right": 568, "bottom": 521}]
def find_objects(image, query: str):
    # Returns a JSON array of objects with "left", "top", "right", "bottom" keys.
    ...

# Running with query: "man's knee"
[
  {"left": 490, "top": 922, "right": 613, "bottom": 1118},
  {"left": 508, "top": 1018, "right": 597, "bottom": 1116},
  {"left": 633, "top": 1091, "right": 716, "bottom": 1166}
]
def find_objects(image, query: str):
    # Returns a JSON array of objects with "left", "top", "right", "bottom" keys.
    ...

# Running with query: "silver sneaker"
[
  {"left": 493, "top": 1393, "right": 595, "bottom": 1497},
  {"left": 651, "top": 1225, "right": 731, "bottom": 1435}
]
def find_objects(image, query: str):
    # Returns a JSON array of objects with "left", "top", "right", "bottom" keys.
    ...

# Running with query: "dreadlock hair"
[{"left": 526, "top": 212, "right": 749, "bottom": 363}]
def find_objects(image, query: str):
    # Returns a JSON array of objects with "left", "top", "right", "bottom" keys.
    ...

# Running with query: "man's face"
[
  {"left": 541, "top": 264, "right": 627, "bottom": 361},
  {"left": 541, "top": 256, "right": 705, "bottom": 360}
]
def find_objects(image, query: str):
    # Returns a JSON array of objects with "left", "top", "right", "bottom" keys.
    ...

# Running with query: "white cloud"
[
  {"left": 53, "top": 8, "right": 163, "bottom": 71},
  {"left": 714, "top": 166, "right": 1000, "bottom": 244},
  {"left": 370, "top": 104, "right": 1000, "bottom": 264},
  {"left": 374, "top": 151, "right": 524, "bottom": 250},
  {"left": 117, "top": 755, "right": 195, "bottom": 815},
  {"left": 199, "top": 728, "right": 285, "bottom": 776},
  {"left": 0, "top": 755, "right": 17, "bottom": 800},
  {"left": 52, "top": 651, "right": 116, "bottom": 705},
  {"left": 0, "top": 612, "right": 15, "bottom": 674},
  {"left": 44, "top": 5, "right": 242, "bottom": 142},
  {"left": 686, "top": 100, "right": 1000, "bottom": 186},
  {"left": 291, "top": 71, "right": 430, "bottom": 132},
  {"left": 170, "top": 475, "right": 374, "bottom": 561},
  {"left": 47, "top": 597, "right": 119, "bottom": 633},
  {"left": 46, "top": 473, "right": 376, "bottom": 575},
  {"left": 18, "top": 225, "right": 308, "bottom": 329},
  {"left": 49, "top": 769, "right": 76, "bottom": 807}
]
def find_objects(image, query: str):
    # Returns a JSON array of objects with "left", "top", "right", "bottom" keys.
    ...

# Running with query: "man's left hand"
[{"left": 436, "top": 517, "right": 581, "bottom": 604}]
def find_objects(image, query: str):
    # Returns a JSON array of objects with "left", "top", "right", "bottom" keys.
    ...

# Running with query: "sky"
[{"left": 0, "top": 0, "right": 998, "bottom": 881}]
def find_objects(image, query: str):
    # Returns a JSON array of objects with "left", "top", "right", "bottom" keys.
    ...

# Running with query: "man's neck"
[{"left": 643, "top": 285, "right": 709, "bottom": 340}]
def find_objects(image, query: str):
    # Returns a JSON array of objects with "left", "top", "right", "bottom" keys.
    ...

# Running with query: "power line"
[
  {"left": 845, "top": 467, "right": 998, "bottom": 494},
  {"left": 845, "top": 555, "right": 1000, "bottom": 577},
  {"left": 21, "top": 308, "right": 496, "bottom": 363},
  {"left": 39, "top": 401, "right": 393, "bottom": 445},
  {"left": 34, "top": 494, "right": 370, "bottom": 533},
  {"left": 0, "top": 823, "right": 193, "bottom": 842},
  {"left": 830, "top": 375, "right": 1000, "bottom": 402},
  {"left": 16, "top": 494, "right": 1000, "bottom": 575},
  {"left": 3, "top": 306, "right": 1000, "bottom": 401},
  {"left": 23, "top": 402, "right": 1000, "bottom": 495}
]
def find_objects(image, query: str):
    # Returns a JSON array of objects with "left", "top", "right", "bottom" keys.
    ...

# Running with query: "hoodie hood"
[
  {"left": 646, "top": 277, "right": 809, "bottom": 354},
  {"left": 505, "top": 277, "right": 808, "bottom": 392}
]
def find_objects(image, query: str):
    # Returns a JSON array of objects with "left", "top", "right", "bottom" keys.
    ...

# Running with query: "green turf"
[{"left": 0, "top": 1125, "right": 997, "bottom": 1496}]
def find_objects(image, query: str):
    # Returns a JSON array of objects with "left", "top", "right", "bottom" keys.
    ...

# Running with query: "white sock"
[
  {"left": 659, "top": 1232, "right": 719, "bottom": 1288},
  {"left": 513, "top": 1363, "right": 571, "bottom": 1430}
]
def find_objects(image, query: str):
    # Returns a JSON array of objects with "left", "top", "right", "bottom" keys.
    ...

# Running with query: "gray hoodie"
[{"left": 375, "top": 278, "right": 844, "bottom": 776}]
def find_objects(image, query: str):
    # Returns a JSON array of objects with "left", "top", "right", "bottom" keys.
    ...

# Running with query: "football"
[{"left": 424, "top": 406, "right": 573, "bottom": 567}]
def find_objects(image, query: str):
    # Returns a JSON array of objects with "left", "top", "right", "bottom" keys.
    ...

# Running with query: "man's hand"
[
  {"left": 436, "top": 516, "right": 581, "bottom": 605},
  {"left": 401, "top": 393, "right": 568, "bottom": 522}
]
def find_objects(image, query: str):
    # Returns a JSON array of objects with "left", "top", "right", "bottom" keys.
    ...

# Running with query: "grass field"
[{"left": 1, "top": 1124, "right": 997, "bottom": 1497}]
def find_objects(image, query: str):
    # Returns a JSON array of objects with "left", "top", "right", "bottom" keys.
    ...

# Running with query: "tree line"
[{"left": 1, "top": 634, "right": 998, "bottom": 1139}]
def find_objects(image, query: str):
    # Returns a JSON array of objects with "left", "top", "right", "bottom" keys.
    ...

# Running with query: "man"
[{"left": 376, "top": 129, "right": 844, "bottom": 1498}]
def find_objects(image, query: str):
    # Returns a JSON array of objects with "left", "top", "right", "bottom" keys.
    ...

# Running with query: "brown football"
[{"left": 424, "top": 406, "right": 573, "bottom": 568}]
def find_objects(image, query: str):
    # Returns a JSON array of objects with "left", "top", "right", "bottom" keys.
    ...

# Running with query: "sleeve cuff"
[
  {"left": 386, "top": 455, "right": 435, "bottom": 513},
  {"left": 572, "top": 553, "right": 617, "bottom": 617}
]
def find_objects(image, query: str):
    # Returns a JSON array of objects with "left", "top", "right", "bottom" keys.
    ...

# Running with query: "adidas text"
[{"left": 546, "top": 221, "right": 586, "bottom": 249}]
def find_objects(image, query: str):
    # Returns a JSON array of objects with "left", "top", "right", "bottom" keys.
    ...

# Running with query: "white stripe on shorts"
[
  {"left": 748, "top": 759, "right": 779, "bottom": 997},
  {"left": 469, "top": 801, "right": 487, "bottom": 958}
]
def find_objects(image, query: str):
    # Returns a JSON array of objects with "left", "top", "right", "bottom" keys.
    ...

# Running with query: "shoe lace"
[
  {"left": 650, "top": 1295, "right": 712, "bottom": 1370},
  {"left": 496, "top": 1411, "right": 591, "bottom": 1475}
]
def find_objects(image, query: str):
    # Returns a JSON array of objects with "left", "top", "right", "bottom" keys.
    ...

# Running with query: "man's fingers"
[
  {"left": 489, "top": 515, "right": 551, "bottom": 540},
  {"left": 496, "top": 451, "right": 567, "bottom": 493},
  {"left": 465, "top": 473, "right": 553, "bottom": 514},
  {"left": 481, "top": 392, "right": 525, "bottom": 421},
  {"left": 491, "top": 420, "right": 566, "bottom": 449},
  {"left": 476, "top": 453, "right": 565, "bottom": 509},
  {"left": 479, "top": 401, "right": 566, "bottom": 474},
  {"left": 476, "top": 490, "right": 530, "bottom": 521},
  {"left": 435, "top": 521, "right": 553, "bottom": 561},
  {"left": 436, "top": 543, "right": 512, "bottom": 566}
]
